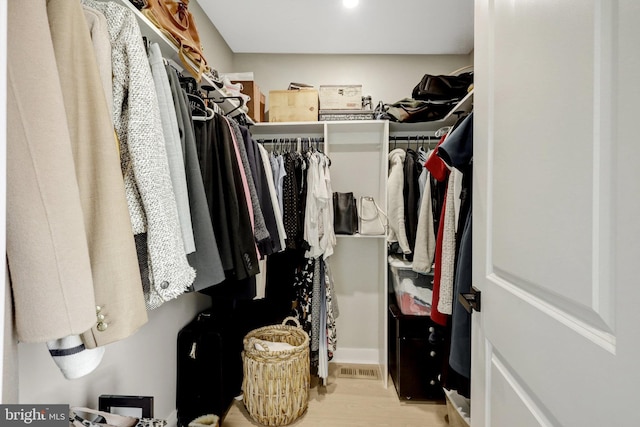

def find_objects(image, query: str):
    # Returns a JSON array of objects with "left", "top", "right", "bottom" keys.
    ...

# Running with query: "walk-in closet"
[{"left": 3, "top": 1, "right": 640, "bottom": 427}]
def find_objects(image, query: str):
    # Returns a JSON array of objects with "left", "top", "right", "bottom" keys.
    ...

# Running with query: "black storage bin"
[{"left": 388, "top": 303, "right": 445, "bottom": 401}]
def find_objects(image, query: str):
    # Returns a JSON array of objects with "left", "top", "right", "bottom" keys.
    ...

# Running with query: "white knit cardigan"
[
  {"left": 82, "top": 0, "right": 195, "bottom": 309},
  {"left": 411, "top": 167, "right": 436, "bottom": 274},
  {"left": 387, "top": 149, "right": 411, "bottom": 254}
]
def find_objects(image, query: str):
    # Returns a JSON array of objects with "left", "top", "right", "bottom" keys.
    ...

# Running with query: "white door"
[{"left": 472, "top": 1, "right": 640, "bottom": 426}]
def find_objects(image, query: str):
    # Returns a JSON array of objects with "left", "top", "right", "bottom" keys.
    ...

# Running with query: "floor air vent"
[{"left": 337, "top": 364, "right": 380, "bottom": 380}]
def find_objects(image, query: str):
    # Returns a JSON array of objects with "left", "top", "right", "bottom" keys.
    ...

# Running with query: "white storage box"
[
  {"left": 319, "top": 85, "right": 363, "bottom": 110},
  {"left": 388, "top": 255, "right": 432, "bottom": 316},
  {"left": 444, "top": 388, "right": 471, "bottom": 427}
]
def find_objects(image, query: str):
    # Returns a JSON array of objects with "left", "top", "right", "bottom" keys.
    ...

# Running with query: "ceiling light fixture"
[{"left": 343, "top": 0, "right": 359, "bottom": 9}]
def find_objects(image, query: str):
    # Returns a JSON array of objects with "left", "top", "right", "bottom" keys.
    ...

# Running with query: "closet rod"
[
  {"left": 257, "top": 138, "right": 325, "bottom": 144},
  {"left": 388, "top": 136, "right": 436, "bottom": 142}
]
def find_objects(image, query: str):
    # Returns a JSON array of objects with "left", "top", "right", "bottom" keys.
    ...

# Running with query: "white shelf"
[
  {"left": 388, "top": 90, "right": 474, "bottom": 134},
  {"left": 250, "top": 121, "right": 325, "bottom": 136},
  {"left": 111, "top": 0, "right": 251, "bottom": 122},
  {"left": 442, "top": 89, "right": 474, "bottom": 120}
]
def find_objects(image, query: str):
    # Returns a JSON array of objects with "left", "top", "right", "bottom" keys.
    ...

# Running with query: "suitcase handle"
[{"left": 282, "top": 316, "right": 301, "bottom": 328}]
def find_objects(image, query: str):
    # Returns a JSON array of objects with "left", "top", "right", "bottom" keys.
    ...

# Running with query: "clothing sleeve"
[
  {"left": 387, "top": 149, "right": 411, "bottom": 254},
  {"left": 258, "top": 144, "right": 288, "bottom": 250},
  {"left": 227, "top": 119, "right": 271, "bottom": 252},
  {"left": 412, "top": 169, "right": 436, "bottom": 274},
  {"left": 148, "top": 42, "right": 195, "bottom": 254},
  {"left": 437, "top": 113, "right": 474, "bottom": 169},
  {"left": 243, "top": 128, "right": 282, "bottom": 255}
]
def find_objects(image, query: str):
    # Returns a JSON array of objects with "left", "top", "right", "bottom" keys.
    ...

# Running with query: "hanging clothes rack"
[
  {"left": 258, "top": 137, "right": 325, "bottom": 153},
  {"left": 388, "top": 134, "right": 438, "bottom": 151}
]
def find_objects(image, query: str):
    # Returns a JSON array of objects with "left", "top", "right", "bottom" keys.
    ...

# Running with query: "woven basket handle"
[{"left": 282, "top": 316, "right": 301, "bottom": 328}]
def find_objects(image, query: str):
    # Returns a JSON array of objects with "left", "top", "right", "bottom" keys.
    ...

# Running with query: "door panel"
[
  {"left": 491, "top": 0, "right": 603, "bottom": 319},
  {"left": 489, "top": 352, "right": 556, "bottom": 427},
  {"left": 473, "top": 0, "right": 640, "bottom": 425}
]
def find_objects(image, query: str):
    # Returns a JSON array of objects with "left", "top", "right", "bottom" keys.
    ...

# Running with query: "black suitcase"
[{"left": 176, "top": 309, "right": 242, "bottom": 427}]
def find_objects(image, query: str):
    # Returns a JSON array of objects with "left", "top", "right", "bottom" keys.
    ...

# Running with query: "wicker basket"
[{"left": 242, "top": 316, "right": 310, "bottom": 426}]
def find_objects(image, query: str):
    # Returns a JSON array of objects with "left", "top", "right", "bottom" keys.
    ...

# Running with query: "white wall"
[
  {"left": 0, "top": 0, "right": 11, "bottom": 405},
  {"left": 188, "top": 0, "right": 234, "bottom": 77},
  {"left": 231, "top": 53, "right": 472, "bottom": 112},
  {"left": 18, "top": 292, "right": 210, "bottom": 417}
]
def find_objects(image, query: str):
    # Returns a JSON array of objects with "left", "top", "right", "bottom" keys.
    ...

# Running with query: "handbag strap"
[
  {"left": 178, "top": 43, "right": 207, "bottom": 81},
  {"left": 359, "top": 197, "right": 388, "bottom": 223}
]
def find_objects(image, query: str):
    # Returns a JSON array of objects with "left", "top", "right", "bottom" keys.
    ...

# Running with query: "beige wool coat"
[
  {"left": 47, "top": 0, "right": 148, "bottom": 348},
  {"left": 6, "top": 0, "right": 97, "bottom": 342}
]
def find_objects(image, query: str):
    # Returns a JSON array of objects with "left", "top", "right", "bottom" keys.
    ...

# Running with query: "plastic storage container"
[{"left": 388, "top": 255, "right": 433, "bottom": 316}]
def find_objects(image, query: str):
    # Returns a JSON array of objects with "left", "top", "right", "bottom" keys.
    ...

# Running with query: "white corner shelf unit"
[{"left": 250, "top": 120, "right": 391, "bottom": 387}]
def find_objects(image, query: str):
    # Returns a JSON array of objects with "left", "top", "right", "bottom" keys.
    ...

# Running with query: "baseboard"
[
  {"left": 332, "top": 348, "right": 380, "bottom": 365},
  {"left": 165, "top": 410, "right": 178, "bottom": 427}
]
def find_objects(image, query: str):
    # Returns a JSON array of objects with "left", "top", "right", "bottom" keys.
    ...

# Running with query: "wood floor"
[{"left": 222, "top": 364, "right": 449, "bottom": 427}]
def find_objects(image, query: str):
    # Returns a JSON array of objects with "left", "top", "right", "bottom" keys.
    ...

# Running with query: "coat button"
[
  {"left": 97, "top": 322, "right": 108, "bottom": 332},
  {"left": 97, "top": 313, "right": 105, "bottom": 322},
  {"left": 160, "top": 281, "right": 169, "bottom": 289},
  {"left": 96, "top": 306, "right": 102, "bottom": 313}
]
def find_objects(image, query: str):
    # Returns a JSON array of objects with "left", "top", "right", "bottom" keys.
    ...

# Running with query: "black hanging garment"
[{"left": 403, "top": 148, "right": 422, "bottom": 257}]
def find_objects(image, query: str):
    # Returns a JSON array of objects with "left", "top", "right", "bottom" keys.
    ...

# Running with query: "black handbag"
[
  {"left": 412, "top": 72, "right": 474, "bottom": 102},
  {"left": 333, "top": 192, "right": 358, "bottom": 235}
]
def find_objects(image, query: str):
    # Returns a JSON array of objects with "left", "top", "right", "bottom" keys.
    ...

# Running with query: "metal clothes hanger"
[
  {"left": 187, "top": 93, "right": 213, "bottom": 121},
  {"left": 204, "top": 95, "right": 245, "bottom": 117},
  {"left": 192, "top": 106, "right": 214, "bottom": 121},
  {"left": 435, "top": 126, "right": 451, "bottom": 138}
]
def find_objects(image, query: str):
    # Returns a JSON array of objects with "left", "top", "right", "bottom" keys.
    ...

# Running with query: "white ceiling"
[{"left": 197, "top": 0, "right": 474, "bottom": 55}]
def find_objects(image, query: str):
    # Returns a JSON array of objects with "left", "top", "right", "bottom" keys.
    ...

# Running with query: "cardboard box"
[
  {"left": 268, "top": 90, "right": 318, "bottom": 122},
  {"left": 232, "top": 80, "right": 265, "bottom": 123},
  {"left": 319, "top": 85, "right": 363, "bottom": 110}
]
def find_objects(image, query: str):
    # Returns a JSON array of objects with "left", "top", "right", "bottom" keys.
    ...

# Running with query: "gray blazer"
[{"left": 166, "top": 66, "right": 226, "bottom": 291}]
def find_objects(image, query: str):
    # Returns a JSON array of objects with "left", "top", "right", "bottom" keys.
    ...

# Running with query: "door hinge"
[{"left": 458, "top": 286, "right": 481, "bottom": 313}]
